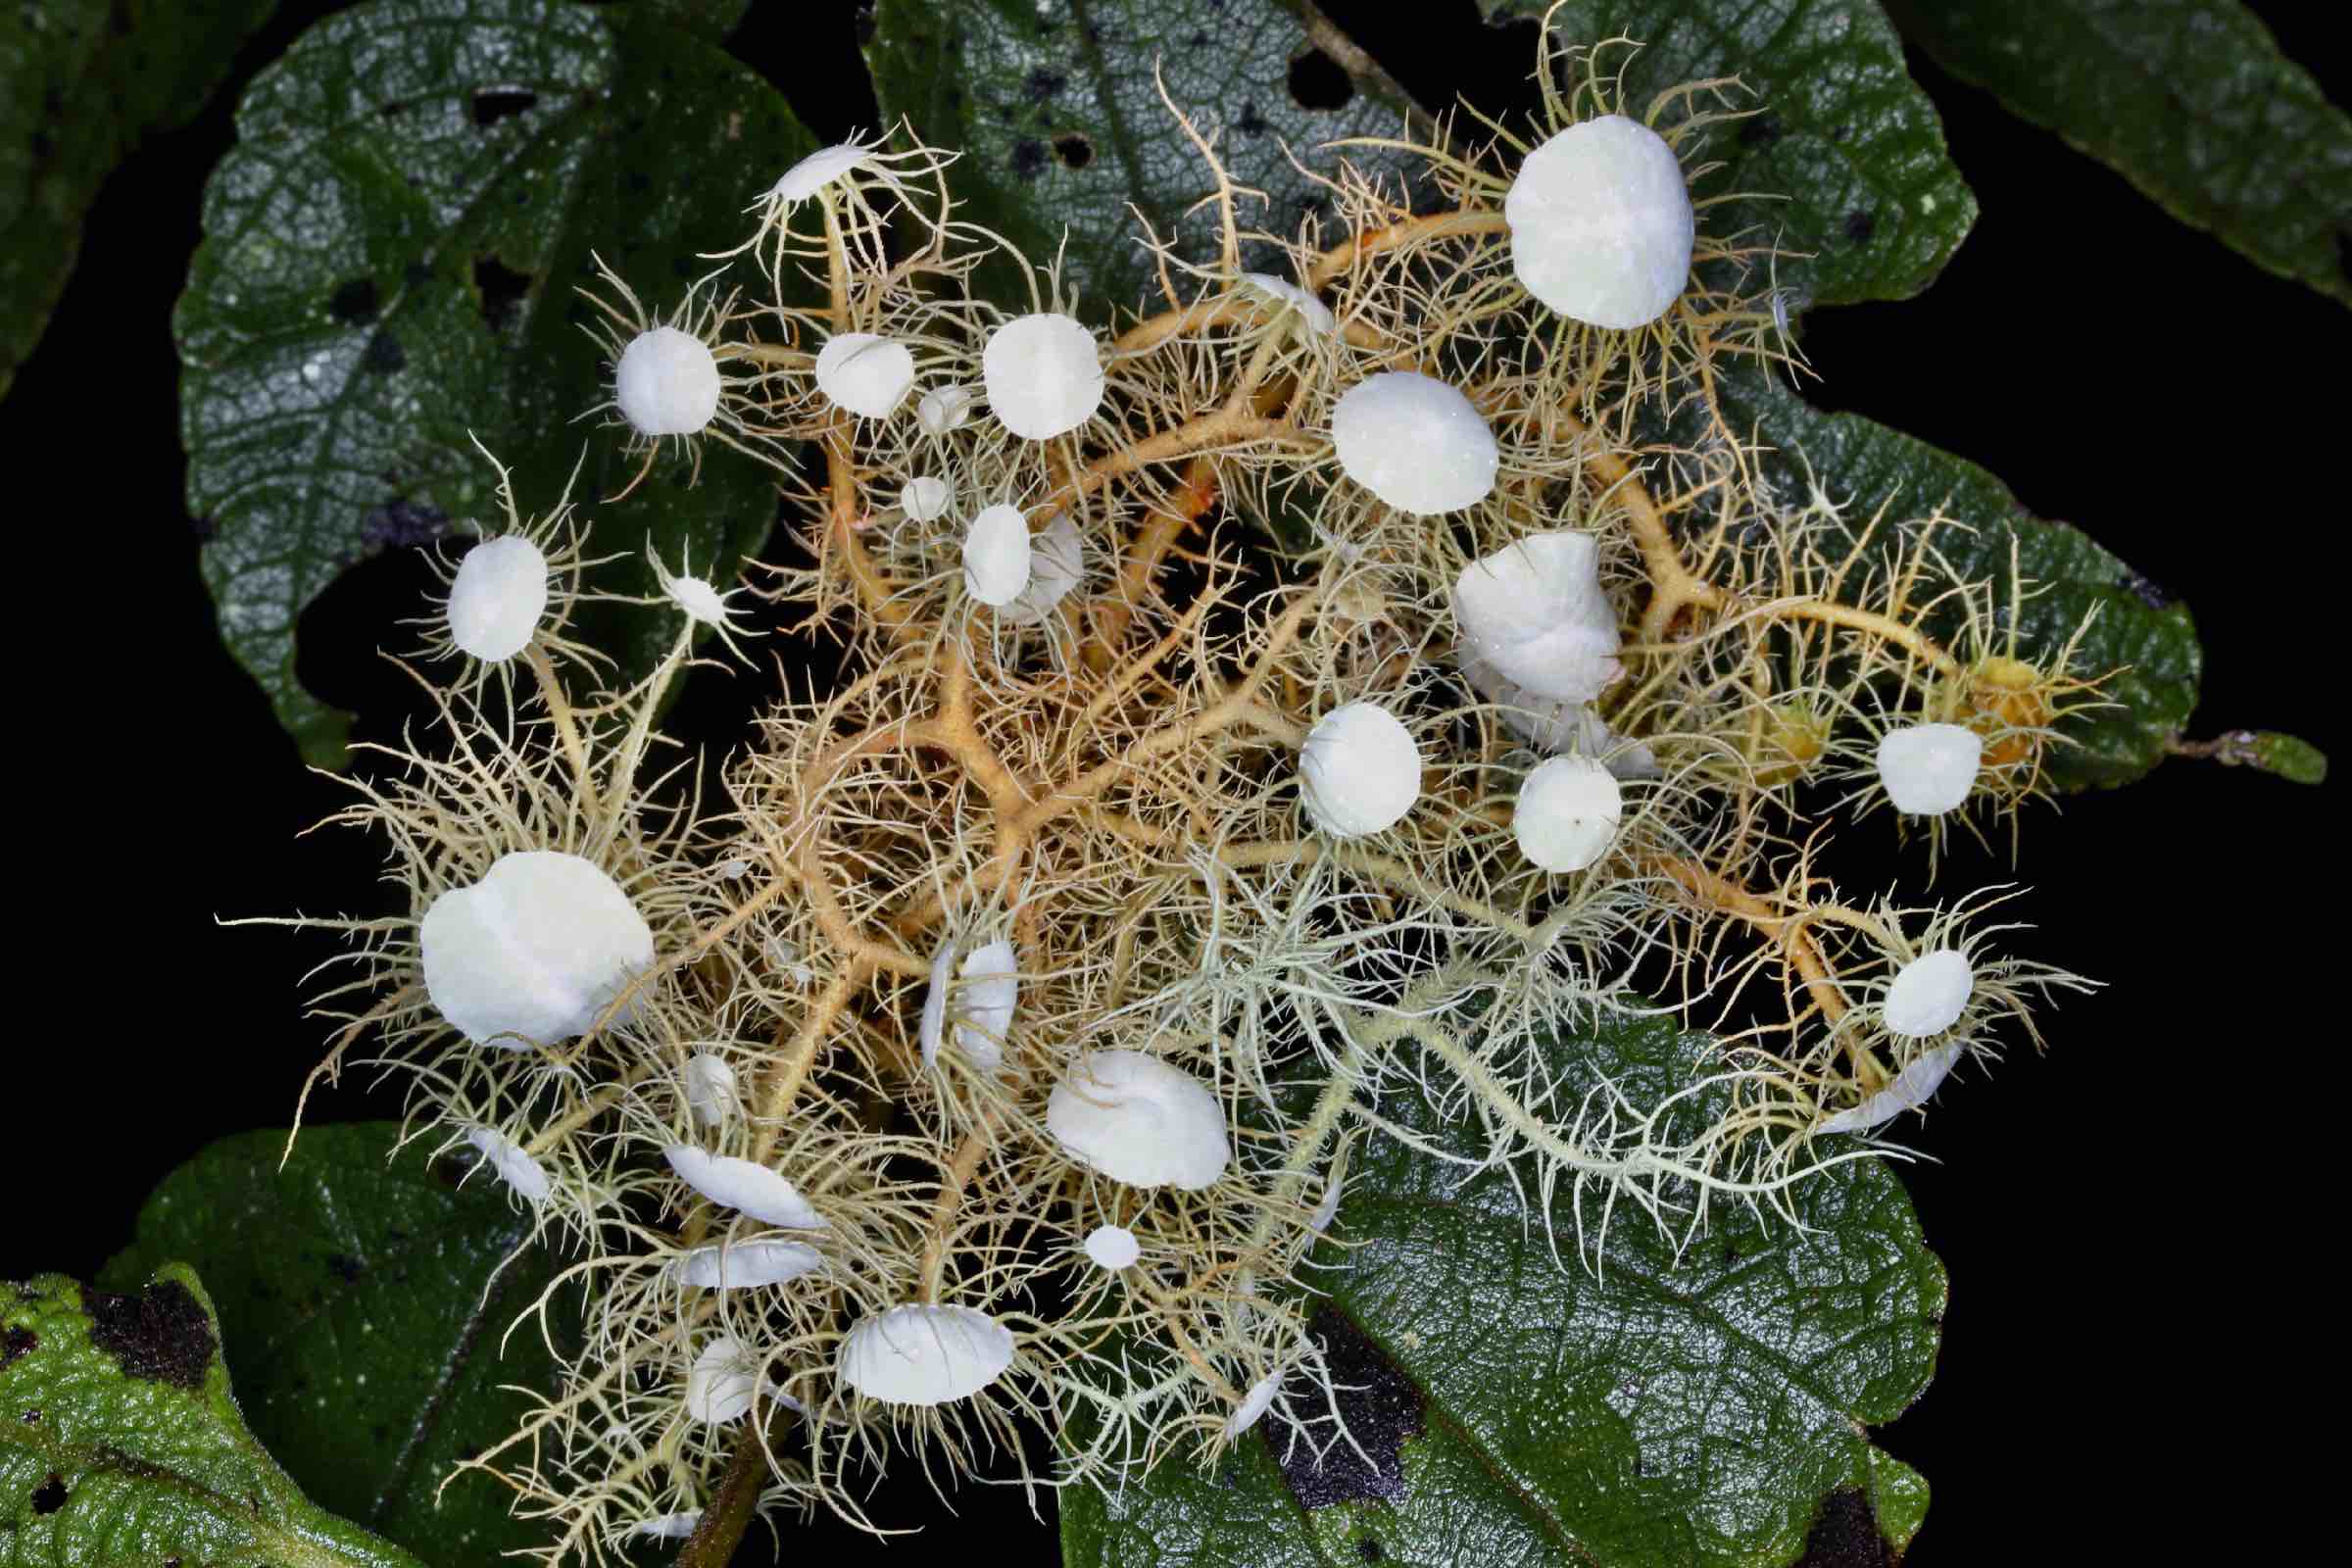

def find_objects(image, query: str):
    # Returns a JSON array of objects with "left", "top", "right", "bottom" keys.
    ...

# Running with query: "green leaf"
[
  {"left": 177, "top": 0, "right": 812, "bottom": 766},
  {"left": 2, "top": 1264, "right": 428, "bottom": 1568},
  {"left": 1709, "top": 367, "right": 2204, "bottom": 790},
  {"left": 101, "top": 1124, "right": 572, "bottom": 1566},
  {"left": 1480, "top": 0, "right": 1978, "bottom": 310},
  {"left": 0, "top": 0, "right": 279, "bottom": 400},
  {"left": 1063, "top": 1013, "right": 1945, "bottom": 1568},
  {"left": 863, "top": 0, "right": 1433, "bottom": 325},
  {"left": 1890, "top": 0, "right": 2352, "bottom": 308}
]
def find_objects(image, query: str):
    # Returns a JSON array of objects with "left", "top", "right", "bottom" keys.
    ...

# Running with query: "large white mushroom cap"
[
  {"left": 1330, "top": 371, "right": 1498, "bottom": 516},
  {"left": 446, "top": 536, "right": 548, "bottom": 662},
  {"left": 1876, "top": 722, "right": 1983, "bottom": 815},
  {"left": 1514, "top": 755, "right": 1623, "bottom": 872},
  {"left": 963, "top": 504, "right": 1033, "bottom": 607},
  {"left": 1453, "top": 532, "right": 1622, "bottom": 704},
  {"left": 420, "top": 851, "right": 655, "bottom": 1048},
  {"left": 614, "top": 325, "right": 721, "bottom": 436},
  {"left": 675, "top": 1239, "right": 824, "bottom": 1290},
  {"left": 814, "top": 331, "right": 916, "bottom": 418},
  {"left": 984, "top": 313, "right": 1103, "bottom": 439},
  {"left": 662, "top": 1147, "right": 828, "bottom": 1231},
  {"left": 1883, "top": 949, "right": 1975, "bottom": 1038},
  {"left": 1504, "top": 114, "right": 1694, "bottom": 329},
  {"left": 1048, "top": 1051, "right": 1231, "bottom": 1190},
  {"left": 1298, "top": 701, "right": 1421, "bottom": 839},
  {"left": 838, "top": 1303, "right": 1015, "bottom": 1406},
  {"left": 1816, "top": 1044, "right": 1965, "bottom": 1136},
  {"left": 1082, "top": 1224, "right": 1141, "bottom": 1271}
]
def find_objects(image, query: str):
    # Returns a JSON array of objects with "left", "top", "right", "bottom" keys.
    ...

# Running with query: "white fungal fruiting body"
[
  {"left": 1877, "top": 722, "right": 1984, "bottom": 815},
  {"left": 838, "top": 1304, "right": 1015, "bottom": 1407},
  {"left": 663, "top": 1147, "right": 827, "bottom": 1231},
  {"left": 1298, "top": 701, "right": 1421, "bottom": 839},
  {"left": 963, "top": 504, "right": 1033, "bottom": 607},
  {"left": 683, "top": 1052, "right": 736, "bottom": 1126},
  {"left": 419, "top": 851, "right": 655, "bottom": 1048},
  {"left": 664, "top": 573, "right": 733, "bottom": 628},
  {"left": 766, "top": 139, "right": 873, "bottom": 204},
  {"left": 916, "top": 383, "right": 975, "bottom": 434},
  {"left": 675, "top": 1239, "right": 824, "bottom": 1290},
  {"left": 1453, "top": 532, "right": 1622, "bottom": 704},
  {"left": 1225, "top": 1371, "right": 1283, "bottom": 1438},
  {"left": 1514, "top": 756, "right": 1624, "bottom": 872},
  {"left": 463, "top": 1126, "right": 552, "bottom": 1203},
  {"left": 814, "top": 331, "right": 916, "bottom": 418},
  {"left": 1082, "top": 1224, "right": 1142, "bottom": 1270},
  {"left": 983, "top": 313, "right": 1103, "bottom": 439},
  {"left": 901, "top": 474, "right": 952, "bottom": 522},
  {"left": 685, "top": 1334, "right": 758, "bottom": 1424},
  {"left": 921, "top": 938, "right": 1017, "bottom": 1071},
  {"left": 1238, "top": 271, "right": 1336, "bottom": 335},
  {"left": 1048, "top": 1051, "right": 1231, "bottom": 1190},
  {"left": 1817, "top": 1044, "right": 1966, "bottom": 1136},
  {"left": 999, "top": 511, "right": 1085, "bottom": 625},
  {"left": 1330, "top": 371, "right": 1498, "bottom": 516},
  {"left": 1504, "top": 114, "right": 1694, "bottom": 329},
  {"left": 446, "top": 536, "right": 548, "bottom": 662},
  {"left": 628, "top": 1513, "right": 704, "bottom": 1542},
  {"left": 1883, "top": 949, "right": 1975, "bottom": 1037},
  {"left": 614, "top": 325, "right": 721, "bottom": 437}
]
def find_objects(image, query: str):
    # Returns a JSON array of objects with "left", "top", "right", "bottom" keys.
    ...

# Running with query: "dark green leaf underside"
[
  {"left": 178, "top": 0, "right": 809, "bottom": 765},
  {"left": 1063, "top": 1012, "right": 1944, "bottom": 1568},
  {"left": 1894, "top": 0, "right": 2352, "bottom": 307}
]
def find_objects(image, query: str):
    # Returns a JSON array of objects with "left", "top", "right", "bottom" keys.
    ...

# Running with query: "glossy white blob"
[
  {"left": 1330, "top": 372, "right": 1497, "bottom": 515},
  {"left": 446, "top": 535, "right": 548, "bottom": 662},
  {"left": 683, "top": 1052, "right": 736, "bottom": 1126},
  {"left": 814, "top": 331, "right": 916, "bottom": 418},
  {"left": 1816, "top": 1044, "right": 1965, "bottom": 1136},
  {"left": 999, "top": 511, "right": 1085, "bottom": 625},
  {"left": 675, "top": 1238, "right": 824, "bottom": 1290},
  {"left": 1514, "top": 756, "right": 1623, "bottom": 872},
  {"left": 838, "top": 1303, "right": 1015, "bottom": 1407},
  {"left": 1505, "top": 114, "right": 1694, "bottom": 329},
  {"left": 766, "top": 140, "right": 872, "bottom": 204},
  {"left": 420, "top": 851, "right": 655, "bottom": 1048},
  {"left": 983, "top": 313, "right": 1103, "bottom": 439},
  {"left": 1453, "top": 532, "right": 1622, "bottom": 704},
  {"left": 1238, "top": 271, "right": 1336, "bottom": 335},
  {"left": 685, "top": 1334, "right": 758, "bottom": 1424},
  {"left": 463, "top": 1126, "right": 551, "bottom": 1203},
  {"left": 664, "top": 572, "right": 733, "bottom": 628},
  {"left": 1082, "top": 1224, "right": 1142, "bottom": 1271},
  {"left": 628, "top": 1512, "right": 703, "bottom": 1542},
  {"left": 663, "top": 1146, "right": 827, "bottom": 1231},
  {"left": 1883, "top": 949, "right": 1975, "bottom": 1038},
  {"left": 916, "top": 383, "right": 976, "bottom": 434},
  {"left": 1298, "top": 702, "right": 1421, "bottom": 839},
  {"left": 1048, "top": 1051, "right": 1231, "bottom": 1191},
  {"left": 1226, "top": 1371, "right": 1282, "bottom": 1439},
  {"left": 901, "top": 474, "right": 953, "bottom": 522},
  {"left": 1876, "top": 722, "right": 1983, "bottom": 815},
  {"left": 963, "top": 504, "right": 1033, "bottom": 607},
  {"left": 614, "top": 325, "right": 721, "bottom": 437}
]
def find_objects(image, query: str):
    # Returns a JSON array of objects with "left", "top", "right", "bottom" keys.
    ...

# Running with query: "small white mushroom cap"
[
  {"left": 1298, "top": 701, "right": 1421, "bottom": 839},
  {"left": 921, "top": 938, "right": 1018, "bottom": 1071},
  {"left": 1453, "top": 532, "right": 1622, "bottom": 704},
  {"left": 766, "top": 139, "right": 874, "bottom": 204},
  {"left": 685, "top": 1334, "right": 758, "bottom": 1424},
  {"left": 663, "top": 572, "right": 734, "bottom": 629},
  {"left": 683, "top": 1052, "right": 736, "bottom": 1126},
  {"left": 999, "top": 511, "right": 1085, "bottom": 625},
  {"left": 1816, "top": 1044, "right": 1965, "bottom": 1136},
  {"left": 1306, "top": 1176, "right": 1344, "bottom": 1235},
  {"left": 838, "top": 1303, "right": 1015, "bottom": 1407},
  {"left": 916, "top": 382, "right": 976, "bottom": 434},
  {"left": 1330, "top": 371, "right": 1498, "bottom": 516},
  {"left": 446, "top": 536, "right": 548, "bottom": 662},
  {"left": 420, "top": 851, "right": 655, "bottom": 1048},
  {"left": 675, "top": 1239, "right": 824, "bottom": 1290},
  {"left": 1514, "top": 755, "right": 1623, "bottom": 872},
  {"left": 1504, "top": 114, "right": 1694, "bottom": 329},
  {"left": 1238, "top": 271, "right": 1336, "bottom": 335},
  {"left": 814, "top": 331, "right": 916, "bottom": 418},
  {"left": 963, "top": 503, "right": 1033, "bottom": 607},
  {"left": 1082, "top": 1224, "right": 1142, "bottom": 1271},
  {"left": 900, "top": 474, "right": 953, "bottom": 522},
  {"left": 1876, "top": 722, "right": 1983, "bottom": 815},
  {"left": 662, "top": 1146, "right": 828, "bottom": 1231},
  {"left": 1883, "top": 949, "right": 1975, "bottom": 1038},
  {"left": 1049, "top": 1052, "right": 1231, "bottom": 1190},
  {"left": 463, "top": 1126, "right": 552, "bottom": 1204},
  {"left": 1225, "top": 1370, "right": 1283, "bottom": 1439},
  {"left": 983, "top": 313, "right": 1103, "bottom": 439},
  {"left": 628, "top": 1512, "right": 703, "bottom": 1542},
  {"left": 614, "top": 325, "right": 721, "bottom": 437}
]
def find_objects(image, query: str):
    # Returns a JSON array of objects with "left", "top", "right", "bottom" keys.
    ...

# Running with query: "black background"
[{"left": 3, "top": 1, "right": 2340, "bottom": 1563}]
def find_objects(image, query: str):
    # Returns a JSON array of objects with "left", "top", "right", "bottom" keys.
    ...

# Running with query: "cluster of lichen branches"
[{"left": 281, "top": 28, "right": 2104, "bottom": 1565}]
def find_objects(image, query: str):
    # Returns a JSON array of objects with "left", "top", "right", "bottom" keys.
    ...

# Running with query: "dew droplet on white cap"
[
  {"left": 1514, "top": 755, "right": 1623, "bottom": 872},
  {"left": 1883, "top": 948, "right": 1974, "bottom": 1037},
  {"left": 1047, "top": 1051, "right": 1231, "bottom": 1190},
  {"left": 614, "top": 325, "right": 721, "bottom": 436},
  {"left": 1082, "top": 1224, "right": 1141, "bottom": 1271},
  {"left": 1504, "top": 114, "right": 1694, "bottom": 329},
  {"left": 963, "top": 504, "right": 1033, "bottom": 607},
  {"left": 1452, "top": 532, "right": 1622, "bottom": 705},
  {"left": 1330, "top": 371, "right": 1497, "bottom": 516},
  {"left": 814, "top": 331, "right": 916, "bottom": 418},
  {"left": 420, "top": 851, "right": 655, "bottom": 1048},
  {"left": 901, "top": 474, "right": 953, "bottom": 522},
  {"left": 663, "top": 1146, "right": 828, "bottom": 1230},
  {"left": 1298, "top": 702, "right": 1421, "bottom": 839},
  {"left": 838, "top": 1303, "right": 1015, "bottom": 1406},
  {"left": 1876, "top": 722, "right": 1983, "bottom": 815},
  {"left": 983, "top": 313, "right": 1103, "bottom": 439},
  {"left": 446, "top": 535, "right": 548, "bottom": 662}
]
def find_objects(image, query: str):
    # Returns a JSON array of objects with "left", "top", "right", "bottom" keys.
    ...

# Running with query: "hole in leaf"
[
  {"left": 1053, "top": 134, "right": 1094, "bottom": 171},
  {"left": 472, "top": 254, "right": 533, "bottom": 336},
  {"left": 30, "top": 1474, "right": 65, "bottom": 1514},
  {"left": 1287, "top": 48, "right": 1351, "bottom": 110},
  {"left": 469, "top": 88, "right": 538, "bottom": 128}
]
